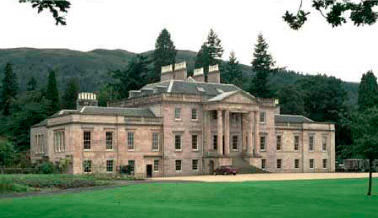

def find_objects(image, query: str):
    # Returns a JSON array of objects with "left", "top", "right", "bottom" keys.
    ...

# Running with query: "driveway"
[{"left": 151, "top": 173, "right": 378, "bottom": 182}]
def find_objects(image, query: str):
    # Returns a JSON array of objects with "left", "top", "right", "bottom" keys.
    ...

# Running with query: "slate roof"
[
  {"left": 143, "top": 80, "right": 241, "bottom": 97},
  {"left": 275, "top": 115, "right": 313, "bottom": 123},
  {"left": 79, "top": 107, "right": 155, "bottom": 117}
]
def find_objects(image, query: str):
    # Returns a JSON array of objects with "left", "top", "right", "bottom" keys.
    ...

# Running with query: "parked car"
[{"left": 214, "top": 166, "right": 238, "bottom": 175}]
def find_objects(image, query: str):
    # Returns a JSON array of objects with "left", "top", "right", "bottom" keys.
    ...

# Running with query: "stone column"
[
  {"left": 217, "top": 110, "right": 223, "bottom": 155},
  {"left": 247, "top": 112, "right": 254, "bottom": 155},
  {"left": 254, "top": 111, "right": 260, "bottom": 155},
  {"left": 224, "top": 110, "right": 230, "bottom": 156},
  {"left": 241, "top": 114, "right": 247, "bottom": 152},
  {"left": 205, "top": 111, "right": 212, "bottom": 151}
]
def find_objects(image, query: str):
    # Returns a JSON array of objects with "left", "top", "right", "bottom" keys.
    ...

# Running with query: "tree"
[
  {"left": 27, "top": 76, "right": 38, "bottom": 91},
  {"left": 250, "top": 34, "right": 275, "bottom": 98},
  {"left": 284, "top": 0, "right": 378, "bottom": 30},
  {"left": 0, "top": 63, "right": 18, "bottom": 116},
  {"left": 20, "top": 0, "right": 71, "bottom": 25},
  {"left": 62, "top": 77, "right": 79, "bottom": 109},
  {"left": 111, "top": 55, "right": 150, "bottom": 99},
  {"left": 0, "top": 138, "right": 15, "bottom": 170},
  {"left": 45, "top": 70, "right": 60, "bottom": 114},
  {"left": 358, "top": 71, "right": 378, "bottom": 111},
  {"left": 222, "top": 52, "right": 243, "bottom": 88},
  {"left": 352, "top": 107, "right": 378, "bottom": 196},
  {"left": 152, "top": 28, "right": 177, "bottom": 83},
  {"left": 98, "top": 85, "right": 118, "bottom": 107},
  {"left": 195, "top": 29, "right": 224, "bottom": 79},
  {"left": 277, "top": 85, "right": 305, "bottom": 115}
]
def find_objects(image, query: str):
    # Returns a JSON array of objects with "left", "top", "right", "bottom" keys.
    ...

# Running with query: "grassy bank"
[
  {"left": 0, "top": 174, "right": 133, "bottom": 194},
  {"left": 0, "top": 178, "right": 377, "bottom": 218}
]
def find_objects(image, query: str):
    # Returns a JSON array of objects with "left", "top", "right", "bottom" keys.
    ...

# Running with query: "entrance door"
[
  {"left": 146, "top": 164, "right": 153, "bottom": 178},
  {"left": 209, "top": 160, "right": 215, "bottom": 174}
]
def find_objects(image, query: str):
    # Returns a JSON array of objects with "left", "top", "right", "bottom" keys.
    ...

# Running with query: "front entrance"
[
  {"left": 209, "top": 160, "right": 215, "bottom": 174},
  {"left": 146, "top": 164, "right": 152, "bottom": 178}
]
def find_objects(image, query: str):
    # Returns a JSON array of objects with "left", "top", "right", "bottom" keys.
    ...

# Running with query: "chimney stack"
[
  {"left": 76, "top": 92, "right": 98, "bottom": 110},
  {"left": 160, "top": 64, "right": 174, "bottom": 81},
  {"left": 193, "top": 68, "right": 205, "bottom": 82},
  {"left": 174, "top": 62, "right": 187, "bottom": 80},
  {"left": 207, "top": 64, "right": 220, "bottom": 83}
]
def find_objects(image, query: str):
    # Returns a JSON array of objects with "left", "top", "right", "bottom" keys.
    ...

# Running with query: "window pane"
[
  {"left": 260, "top": 136, "right": 266, "bottom": 151},
  {"left": 192, "top": 159, "right": 198, "bottom": 170},
  {"left": 84, "top": 131, "right": 91, "bottom": 150},
  {"left": 175, "top": 160, "right": 182, "bottom": 171},
  {"left": 192, "top": 135, "right": 198, "bottom": 150},
  {"left": 106, "top": 132, "right": 113, "bottom": 149},
  {"left": 277, "top": 159, "right": 282, "bottom": 169},
  {"left": 175, "top": 135, "right": 181, "bottom": 150},
  {"left": 154, "top": 160, "right": 159, "bottom": 172},
  {"left": 174, "top": 108, "right": 181, "bottom": 120},
  {"left": 213, "top": 135, "right": 218, "bottom": 150},
  {"left": 106, "top": 160, "right": 113, "bottom": 172},
  {"left": 294, "top": 136, "right": 299, "bottom": 151},
  {"left": 191, "top": 109, "right": 197, "bottom": 120},
  {"left": 260, "top": 112, "right": 266, "bottom": 123},
  {"left": 232, "top": 135, "right": 238, "bottom": 150},
  {"left": 152, "top": 133, "right": 159, "bottom": 150},
  {"left": 128, "top": 132, "right": 134, "bottom": 150},
  {"left": 276, "top": 135, "right": 281, "bottom": 150}
]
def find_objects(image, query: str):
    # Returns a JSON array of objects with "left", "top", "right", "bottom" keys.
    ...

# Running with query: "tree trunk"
[{"left": 367, "top": 159, "right": 373, "bottom": 196}]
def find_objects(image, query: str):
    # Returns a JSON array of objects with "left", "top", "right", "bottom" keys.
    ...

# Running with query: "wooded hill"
[{"left": 0, "top": 48, "right": 358, "bottom": 107}]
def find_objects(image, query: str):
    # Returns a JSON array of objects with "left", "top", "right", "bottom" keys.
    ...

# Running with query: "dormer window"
[{"left": 197, "top": 87, "right": 205, "bottom": 92}]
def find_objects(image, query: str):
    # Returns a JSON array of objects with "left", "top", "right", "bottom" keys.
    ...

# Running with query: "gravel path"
[{"left": 151, "top": 173, "right": 378, "bottom": 182}]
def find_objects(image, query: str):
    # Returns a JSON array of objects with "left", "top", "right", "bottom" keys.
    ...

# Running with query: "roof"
[
  {"left": 142, "top": 80, "right": 241, "bottom": 97},
  {"left": 32, "top": 119, "right": 48, "bottom": 127},
  {"left": 207, "top": 91, "right": 239, "bottom": 102},
  {"left": 79, "top": 107, "right": 156, "bottom": 117},
  {"left": 275, "top": 115, "right": 313, "bottom": 123}
]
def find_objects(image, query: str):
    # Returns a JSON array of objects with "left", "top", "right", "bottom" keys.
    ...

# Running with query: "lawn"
[{"left": 0, "top": 178, "right": 377, "bottom": 218}]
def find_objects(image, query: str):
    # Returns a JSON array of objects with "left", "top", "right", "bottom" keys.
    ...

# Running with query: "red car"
[{"left": 214, "top": 166, "right": 238, "bottom": 175}]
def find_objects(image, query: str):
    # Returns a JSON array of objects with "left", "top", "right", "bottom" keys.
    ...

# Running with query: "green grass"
[{"left": 0, "top": 178, "right": 377, "bottom": 218}]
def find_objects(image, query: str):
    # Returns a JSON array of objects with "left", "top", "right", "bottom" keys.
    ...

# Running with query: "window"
[
  {"left": 294, "top": 135, "right": 300, "bottom": 151},
  {"left": 128, "top": 160, "right": 135, "bottom": 173},
  {"left": 322, "top": 136, "right": 327, "bottom": 151},
  {"left": 127, "top": 132, "right": 134, "bottom": 150},
  {"left": 192, "top": 159, "right": 199, "bottom": 171},
  {"left": 174, "top": 108, "right": 181, "bottom": 120},
  {"left": 261, "top": 159, "right": 266, "bottom": 169},
  {"left": 197, "top": 87, "right": 205, "bottom": 92},
  {"left": 309, "top": 159, "right": 314, "bottom": 169},
  {"left": 323, "top": 159, "right": 327, "bottom": 169},
  {"left": 212, "top": 111, "right": 217, "bottom": 120},
  {"left": 309, "top": 135, "right": 314, "bottom": 151},
  {"left": 84, "top": 131, "right": 91, "bottom": 150},
  {"left": 213, "top": 135, "right": 218, "bottom": 150},
  {"left": 106, "top": 160, "right": 114, "bottom": 172},
  {"left": 83, "top": 160, "right": 91, "bottom": 173},
  {"left": 192, "top": 135, "right": 198, "bottom": 150},
  {"left": 260, "top": 136, "right": 266, "bottom": 151},
  {"left": 260, "top": 112, "right": 266, "bottom": 123},
  {"left": 54, "top": 131, "right": 65, "bottom": 152},
  {"left": 232, "top": 135, "right": 238, "bottom": 150},
  {"left": 277, "top": 159, "right": 282, "bottom": 169},
  {"left": 276, "top": 135, "right": 282, "bottom": 151},
  {"left": 36, "top": 134, "right": 44, "bottom": 154},
  {"left": 191, "top": 108, "right": 198, "bottom": 120},
  {"left": 106, "top": 132, "right": 113, "bottom": 150},
  {"left": 175, "top": 135, "right": 181, "bottom": 150},
  {"left": 294, "top": 159, "right": 300, "bottom": 169},
  {"left": 152, "top": 133, "right": 159, "bottom": 151},
  {"left": 175, "top": 160, "right": 182, "bottom": 172},
  {"left": 231, "top": 113, "right": 240, "bottom": 125},
  {"left": 154, "top": 160, "right": 159, "bottom": 172}
]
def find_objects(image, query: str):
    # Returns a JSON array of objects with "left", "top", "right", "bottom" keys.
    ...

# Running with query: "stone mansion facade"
[{"left": 30, "top": 62, "right": 335, "bottom": 177}]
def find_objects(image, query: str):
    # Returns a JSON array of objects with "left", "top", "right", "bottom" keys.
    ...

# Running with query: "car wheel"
[
  {"left": 224, "top": 172, "right": 227, "bottom": 175},
  {"left": 233, "top": 173, "right": 236, "bottom": 175}
]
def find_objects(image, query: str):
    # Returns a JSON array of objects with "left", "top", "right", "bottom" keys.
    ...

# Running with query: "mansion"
[{"left": 30, "top": 62, "right": 335, "bottom": 177}]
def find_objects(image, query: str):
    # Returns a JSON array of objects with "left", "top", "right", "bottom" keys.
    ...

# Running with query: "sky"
[{"left": 0, "top": 0, "right": 377, "bottom": 82}]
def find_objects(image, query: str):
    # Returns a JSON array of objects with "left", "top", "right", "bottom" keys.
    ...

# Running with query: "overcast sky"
[{"left": 1, "top": 0, "right": 378, "bottom": 82}]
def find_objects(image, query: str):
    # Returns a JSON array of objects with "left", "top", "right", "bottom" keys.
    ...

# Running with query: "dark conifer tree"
[
  {"left": 0, "top": 63, "right": 18, "bottom": 116},
  {"left": 358, "top": 71, "right": 378, "bottom": 111},
  {"left": 195, "top": 29, "right": 223, "bottom": 80},
  {"left": 250, "top": 34, "right": 275, "bottom": 98},
  {"left": 62, "top": 77, "right": 80, "bottom": 109},
  {"left": 152, "top": 28, "right": 176, "bottom": 82},
  {"left": 27, "top": 76, "right": 38, "bottom": 91},
  {"left": 45, "top": 70, "right": 60, "bottom": 114},
  {"left": 222, "top": 52, "right": 243, "bottom": 87}
]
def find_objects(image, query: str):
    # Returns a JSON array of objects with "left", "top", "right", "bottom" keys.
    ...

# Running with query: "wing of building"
[{"left": 30, "top": 62, "right": 335, "bottom": 177}]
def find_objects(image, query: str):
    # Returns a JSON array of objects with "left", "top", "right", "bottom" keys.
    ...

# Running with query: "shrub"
[{"left": 36, "top": 162, "right": 55, "bottom": 174}]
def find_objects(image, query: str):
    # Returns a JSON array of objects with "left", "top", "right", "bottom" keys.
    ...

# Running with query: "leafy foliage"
[
  {"left": 62, "top": 77, "right": 79, "bottom": 109},
  {"left": 285, "top": 0, "right": 378, "bottom": 30},
  {"left": 0, "top": 63, "right": 18, "bottom": 116},
  {"left": 0, "top": 138, "right": 15, "bottom": 167},
  {"left": 153, "top": 29, "right": 177, "bottom": 83},
  {"left": 222, "top": 52, "right": 243, "bottom": 87},
  {"left": 46, "top": 70, "right": 60, "bottom": 114},
  {"left": 195, "top": 29, "right": 224, "bottom": 78},
  {"left": 358, "top": 71, "right": 378, "bottom": 111},
  {"left": 20, "top": 0, "right": 71, "bottom": 25},
  {"left": 249, "top": 34, "right": 275, "bottom": 98}
]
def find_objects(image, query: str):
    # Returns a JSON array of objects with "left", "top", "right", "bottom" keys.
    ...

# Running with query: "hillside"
[{"left": 0, "top": 48, "right": 359, "bottom": 107}]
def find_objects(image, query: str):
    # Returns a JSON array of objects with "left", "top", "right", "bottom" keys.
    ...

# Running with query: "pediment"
[{"left": 207, "top": 90, "right": 257, "bottom": 105}]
